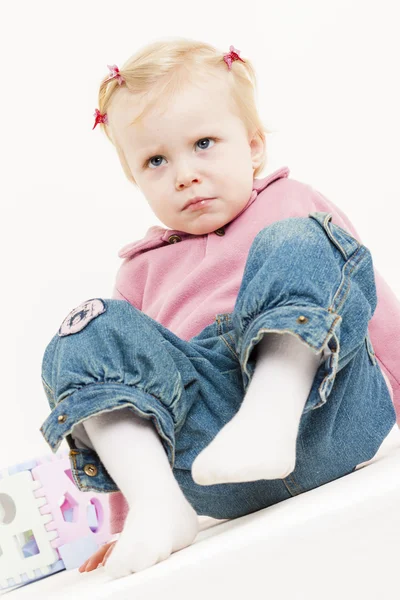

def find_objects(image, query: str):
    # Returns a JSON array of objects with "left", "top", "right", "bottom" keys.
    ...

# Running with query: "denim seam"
[
  {"left": 327, "top": 245, "right": 367, "bottom": 315},
  {"left": 216, "top": 314, "right": 232, "bottom": 336},
  {"left": 216, "top": 314, "right": 224, "bottom": 335},
  {"left": 322, "top": 213, "right": 351, "bottom": 260},
  {"left": 220, "top": 332, "right": 240, "bottom": 361},
  {"left": 69, "top": 451, "right": 86, "bottom": 492},
  {"left": 41, "top": 377, "right": 56, "bottom": 409},
  {"left": 41, "top": 377, "right": 54, "bottom": 396},
  {"left": 282, "top": 471, "right": 304, "bottom": 496},
  {"left": 365, "top": 333, "right": 377, "bottom": 366},
  {"left": 315, "top": 331, "right": 340, "bottom": 410}
]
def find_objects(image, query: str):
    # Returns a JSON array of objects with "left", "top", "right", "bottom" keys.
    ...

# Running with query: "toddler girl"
[{"left": 40, "top": 38, "right": 400, "bottom": 581}]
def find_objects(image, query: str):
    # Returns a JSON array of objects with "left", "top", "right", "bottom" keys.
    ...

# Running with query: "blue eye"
[
  {"left": 146, "top": 137, "right": 215, "bottom": 169},
  {"left": 196, "top": 138, "right": 214, "bottom": 150},
  {"left": 148, "top": 156, "right": 165, "bottom": 169}
]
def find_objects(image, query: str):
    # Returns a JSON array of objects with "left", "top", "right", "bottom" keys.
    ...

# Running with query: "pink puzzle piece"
[{"left": 31, "top": 453, "right": 112, "bottom": 550}]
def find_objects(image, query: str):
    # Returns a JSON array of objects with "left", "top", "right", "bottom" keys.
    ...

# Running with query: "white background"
[{"left": 1, "top": 0, "right": 399, "bottom": 468}]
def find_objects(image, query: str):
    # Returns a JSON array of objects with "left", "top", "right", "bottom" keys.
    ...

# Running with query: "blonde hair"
[{"left": 97, "top": 37, "right": 272, "bottom": 184}]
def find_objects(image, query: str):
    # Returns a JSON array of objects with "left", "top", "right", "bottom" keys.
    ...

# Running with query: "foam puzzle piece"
[
  {"left": 31, "top": 453, "right": 112, "bottom": 548},
  {"left": 86, "top": 503, "right": 98, "bottom": 530},
  {"left": 0, "top": 470, "right": 59, "bottom": 589},
  {"left": 58, "top": 535, "right": 100, "bottom": 570},
  {"left": 0, "top": 449, "right": 114, "bottom": 591},
  {"left": 22, "top": 536, "right": 40, "bottom": 558},
  {"left": 9, "top": 459, "right": 39, "bottom": 475},
  {"left": 4, "top": 559, "right": 65, "bottom": 591}
]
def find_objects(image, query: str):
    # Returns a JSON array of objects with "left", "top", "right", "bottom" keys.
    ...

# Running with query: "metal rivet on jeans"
[
  {"left": 84, "top": 464, "right": 98, "bottom": 477},
  {"left": 297, "top": 315, "right": 308, "bottom": 324},
  {"left": 58, "top": 414, "right": 67, "bottom": 423}
]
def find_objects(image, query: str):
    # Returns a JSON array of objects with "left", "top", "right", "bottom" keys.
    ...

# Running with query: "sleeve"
[
  {"left": 110, "top": 257, "right": 144, "bottom": 309},
  {"left": 313, "top": 192, "right": 400, "bottom": 423},
  {"left": 111, "top": 285, "right": 130, "bottom": 302}
]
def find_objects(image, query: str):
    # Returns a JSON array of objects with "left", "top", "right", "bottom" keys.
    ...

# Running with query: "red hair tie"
[
  {"left": 93, "top": 52, "right": 243, "bottom": 130},
  {"left": 105, "top": 64, "right": 125, "bottom": 85},
  {"left": 223, "top": 45, "right": 245, "bottom": 70},
  {"left": 92, "top": 64, "right": 125, "bottom": 130},
  {"left": 92, "top": 108, "right": 108, "bottom": 130}
]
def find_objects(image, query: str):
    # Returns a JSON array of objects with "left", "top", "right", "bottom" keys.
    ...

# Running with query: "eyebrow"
[{"left": 138, "top": 142, "right": 168, "bottom": 158}]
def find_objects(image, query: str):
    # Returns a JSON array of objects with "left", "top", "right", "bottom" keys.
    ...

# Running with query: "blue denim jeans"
[{"left": 40, "top": 212, "right": 396, "bottom": 520}]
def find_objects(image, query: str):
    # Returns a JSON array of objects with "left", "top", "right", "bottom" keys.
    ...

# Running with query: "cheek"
[
  {"left": 220, "top": 148, "right": 249, "bottom": 172},
  {"left": 152, "top": 198, "right": 171, "bottom": 217},
  {"left": 218, "top": 160, "right": 251, "bottom": 189}
]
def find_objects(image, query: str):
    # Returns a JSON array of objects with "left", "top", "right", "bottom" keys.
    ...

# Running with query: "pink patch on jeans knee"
[{"left": 58, "top": 298, "right": 106, "bottom": 337}]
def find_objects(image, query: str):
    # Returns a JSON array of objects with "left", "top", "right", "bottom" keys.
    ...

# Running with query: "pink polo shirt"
[{"left": 109, "top": 166, "right": 400, "bottom": 533}]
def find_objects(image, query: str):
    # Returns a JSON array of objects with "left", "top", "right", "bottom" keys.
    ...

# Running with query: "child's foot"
[
  {"left": 191, "top": 402, "right": 298, "bottom": 484},
  {"left": 104, "top": 486, "right": 199, "bottom": 579},
  {"left": 80, "top": 408, "right": 199, "bottom": 578},
  {"left": 192, "top": 332, "right": 322, "bottom": 485}
]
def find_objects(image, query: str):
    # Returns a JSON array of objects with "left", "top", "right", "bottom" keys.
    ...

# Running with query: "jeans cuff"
[
  {"left": 39, "top": 383, "right": 176, "bottom": 492},
  {"left": 239, "top": 305, "right": 341, "bottom": 397}
]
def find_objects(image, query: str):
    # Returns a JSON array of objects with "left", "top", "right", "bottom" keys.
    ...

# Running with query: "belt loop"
[{"left": 215, "top": 313, "right": 232, "bottom": 335}]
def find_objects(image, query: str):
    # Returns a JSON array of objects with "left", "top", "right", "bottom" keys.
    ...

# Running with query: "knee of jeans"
[
  {"left": 255, "top": 217, "right": 326, "bottom": 253},
  {"left": 41, "top": 298, "right": 135, "bottom": 393}
]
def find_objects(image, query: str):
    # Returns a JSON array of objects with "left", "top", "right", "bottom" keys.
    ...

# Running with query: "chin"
[{"left": 188, "top": 221, "right": 226, "bottom": 236}]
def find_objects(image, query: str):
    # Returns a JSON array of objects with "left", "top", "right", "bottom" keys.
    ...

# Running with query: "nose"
[{"left": 175, "top": 171, "right": 201, "bottom": 191}]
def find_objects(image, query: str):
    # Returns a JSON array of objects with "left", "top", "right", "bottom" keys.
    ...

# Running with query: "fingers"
[
  {"left": 78, "top": 559, "right": 89, "bottom": 573},
  {"left": 78, "top": 543, "right": 110, "bottom": 573},
  {"left": 100, "top": 541, "right": 117, "bottom": 566}
]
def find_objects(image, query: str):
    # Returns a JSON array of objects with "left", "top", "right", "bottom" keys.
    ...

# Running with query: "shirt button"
[
  {"left": 168, "top": 235, "right": 182, "bottom": 244},
  {"left": 214, "top": 227, "right": 225, "bottom": 236},
  {"left": 84, "top": 464, "right": 98, "bottom": 477},
  {"left": 58, "top": 414, "right": 67, "bottom": 423},
  {"left": 297, "top": 315, "right": 308, "bottom": 324}
]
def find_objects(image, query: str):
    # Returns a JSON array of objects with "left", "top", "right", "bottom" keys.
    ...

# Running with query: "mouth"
[{"left": 183, "top": 197, "right": 215, "bottom": 211}]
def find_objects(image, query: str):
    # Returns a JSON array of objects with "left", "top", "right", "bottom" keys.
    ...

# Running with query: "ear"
[{"left": 249, "top": 130, "right": 265, "bottom": 171}]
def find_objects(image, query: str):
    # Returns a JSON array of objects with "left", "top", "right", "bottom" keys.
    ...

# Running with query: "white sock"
[
  {"left": 248, "top": 331, "right": 324, "bottom": 434},
  {"left": 192, "top": 332, "right": 323, "bottom": 485},
  {"left": 81, "top": 408, "right": 199, "bottom": 578}
]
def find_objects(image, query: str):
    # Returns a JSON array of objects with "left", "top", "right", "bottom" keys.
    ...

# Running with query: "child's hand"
[{"left": 78, "top": 540, "right": 117, "bottom": 573}]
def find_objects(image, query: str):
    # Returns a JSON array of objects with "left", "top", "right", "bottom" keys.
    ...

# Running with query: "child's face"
[{"left": 109, "top": 76, "right": 264, "bottom": 235}]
